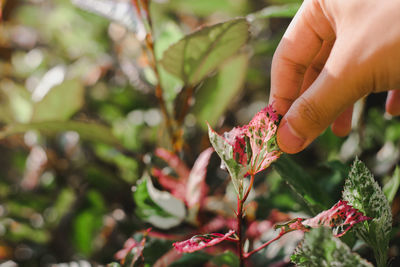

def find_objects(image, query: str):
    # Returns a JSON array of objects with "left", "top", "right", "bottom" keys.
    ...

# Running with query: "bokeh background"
[{"left": 0, "top": 0, "right": 399, "bottom": 266}]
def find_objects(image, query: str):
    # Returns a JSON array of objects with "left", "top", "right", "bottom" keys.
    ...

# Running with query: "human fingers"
[
  {"left": 331, "top": 106, "right": 353, "bottom": 137},
  {"left": 269, "top": 0, "right": 335, "bottom": 115},
  {"left": 299, "top": 41, "right": 334, "bottom": 94},
  {"left": 277, "top": 40, "right": 369, "bottom": 154},
  {"left": 302, "top": 41, "right": 353, "bottom": 137},
  {"left": 386, "top": 90, "right": 400, "bottom": 116}
]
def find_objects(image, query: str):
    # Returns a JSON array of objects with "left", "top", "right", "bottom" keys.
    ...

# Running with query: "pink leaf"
[
  {"left": 114, "top": 238, "right": 140, "bottom": 261},
  {"left": 208, "top": 105, "right": 282, "bottom": 180},
  {"left": 186, "top": 147, "right": 213, "bottom": 208},
  {"left": 302, "top": 200, "right": 372, "bottom": 237},
  {"left": 154, "top": 248, "right": 182, "bottom": 267},
  {"left": 155, "top": 148, "right": 190, "bottom": 179},
  {"left": 173, "top": 230, "right": 236, "bottom": 253},
  {"left": 152, "top": 167, "right": 186, "bottom": 202},
  {"left": 275, "top": 201, "right": 371, "bottom": 238},
  {"left": 245, "top": 106, "right": 281, "bottom": 174},
  {"left": 224, "top": 126, "right": 249, "bottom": 166},
  {"left": 274, "top": 218, "right": 309, "bottom": 236},
  {"left": 115, "top": 229, "right": 151, "bottom": 263}
]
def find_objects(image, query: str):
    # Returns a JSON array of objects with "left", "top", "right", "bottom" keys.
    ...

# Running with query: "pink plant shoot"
[
  {"left": 302, "top": 200, "right": 372, "bottom": 237},
  {"left": 173, "top": 230, "right": 236, "bottom": 253},
  {"left": 115, "top": 228, "right": 151, "bottom": 264},
  {"left": 275, "top": 200, "right": 371, "bottom": 238},
  {"left": 246, "top": 201, "right": 372, "bottom": 258},
  {"left": 208, "top": 105, "right": 281, "bottom": 197}
]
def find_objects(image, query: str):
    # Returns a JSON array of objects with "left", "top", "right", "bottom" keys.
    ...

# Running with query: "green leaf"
[
  {"left": 169, "top": 251, "right": 211, "bottom": 267},
  {"left": 193, "top": 53, "right": 249, "bottom": 129},
  {"left": 160, "top": 18, "right": 249, "bottom": 85},
  {"left": 247, "top": 3, "right": 301, "bottom": 21},
  {"left": 0, "top": 81, "right": 32, "bottom": 123},
  {"left": 208, "top": 125, "right": 249, "bottom": 198},
  {"left": 142, "top": 238, "right": 173, "bottom": 265},
  {"left": 0, "top": 120, "right": 119, "bottom": 145},
  {"left": 273, "top": 154, "right": 330, "bottom": 214},
  {"left": 73, "top": 190, "right": 105, "bottom": 256},
  {"left": 31, "top": 79, "right": 84, "bottom": 122},
  {"left": 133, "top": 175, "right": 186, "bottom": 229},
  {"left": 211, "top": 251, "right": 239, "bottom": 267},
  {"left": 291, "top": 227, "right": 373, "bottom": 267},
  {"left": 383, "top": 166, "right": 400, "bottom": 204},
  {"left": 155, "top": 22, "right": 184, "bottom": 103},
  {"left": 159, "top": 0, "right": 248, "bottom": 17},
  {"left": 342, "top": 158, "right": 392, "bottom": 267},
  {"left": 51, "top": 188, "right": 76, "bottom": 226}
]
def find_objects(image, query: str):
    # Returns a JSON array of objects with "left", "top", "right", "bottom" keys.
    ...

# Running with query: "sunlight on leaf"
[
  {"left": 208, "top": 105, "right": 281, "bottom": 198},
  {"left": 72, "top": 0, "right": 145, "bottom": 39},
  {"left": 342, "top": 158, "right": 392, "bottom": 267},
  {"left": 160, "top": 18, "right": 249, "bottom": 85},
  {"left": 208, "top": 124, "right": 249, "bottom": 198},
  {"left": 31, "top": 79, "right": 84, "bottom": 122},
  {"left": 193, "top": 53, "right": 249, "bottom": 129}
]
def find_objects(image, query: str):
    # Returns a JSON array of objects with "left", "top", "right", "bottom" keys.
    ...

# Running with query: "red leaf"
[
  {"left": 152, "top": 167, "right": 186, "bottom": 201},
  {"left": 302, "top": 200, "right": 372, "bottom": 237},
  {"left": 155, "top": 148, "right": 190, "bottom": 179},
  {"left": 115, "top": 229, "right": 151, "bottom": 264},
  {"left": 114, "top": 238, "right": 140, "bottom": 261},
  {"left": 209, "top": 104, "right": 281, "bottom": 177},
  {"left": 173, "top": 230, "right": 236, "bottom": 253},
  {"left": 274, "top": 218, "right": 309, "bottom": 236},
  {"left": 275, "top": 201, "right": 372, "bottom": 238},
  {"left": 224, "top": 126, "right": 249, "bottom": 166}
]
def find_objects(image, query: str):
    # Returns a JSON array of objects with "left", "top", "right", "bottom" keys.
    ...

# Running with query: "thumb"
[{"left": 277, "top": 43, "right": 368, "bottom": 154}]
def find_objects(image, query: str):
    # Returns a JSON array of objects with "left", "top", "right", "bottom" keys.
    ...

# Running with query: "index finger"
[{"left": 269, "top": 0, "right": 335, "bottom": 115}]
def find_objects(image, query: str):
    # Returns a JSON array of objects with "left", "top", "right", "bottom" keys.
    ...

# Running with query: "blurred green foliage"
[{"left": 0, "top": 0, "right": 399, "bottom": 266}]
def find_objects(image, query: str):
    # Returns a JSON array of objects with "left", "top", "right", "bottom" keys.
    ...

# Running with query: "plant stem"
[
  {"left": 244, "top": 233, "right": 283, "bottom": 258},
  {"left": 243, "top": 174, "right": 255, "bottom": 202},
  {"left": 236, "top": 174, "right": 255, "bottom": 267},
  {"left": 131, "top": 0, "right": 176, "bottom": 148},
  {"left": 237, "top": 196, "right": 244, "bottom": 267}
]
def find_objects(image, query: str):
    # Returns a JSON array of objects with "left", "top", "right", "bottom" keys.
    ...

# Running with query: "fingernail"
[{"left": 278, "top": 120, "right": 306, "bottom": 153}]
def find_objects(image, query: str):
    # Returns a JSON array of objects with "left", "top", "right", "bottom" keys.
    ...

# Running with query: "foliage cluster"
[{"left": 0, "top": 0, "right": 399, "bottom": 266}]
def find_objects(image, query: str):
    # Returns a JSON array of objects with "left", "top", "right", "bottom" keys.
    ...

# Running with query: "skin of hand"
[{"left": 269, "top": 0, "right": 400, "bottom": 154}]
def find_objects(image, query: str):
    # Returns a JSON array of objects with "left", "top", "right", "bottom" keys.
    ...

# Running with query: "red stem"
[
  {"left": 236, "top": 174, "right": 255, "bottom": 267},
  {"left": 243, "top": 174, "right": 255, "bottom": 202},
  {"left": 244, "top": 232, "right": 284, "bottom": 259},
  {"left": 237, "top": 196, "right": 244, "bottom": 267}
]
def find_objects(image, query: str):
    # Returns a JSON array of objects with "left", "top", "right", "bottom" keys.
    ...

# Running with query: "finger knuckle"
[{"left": 295, "top": 96, "right": 326, "bottom": 130}]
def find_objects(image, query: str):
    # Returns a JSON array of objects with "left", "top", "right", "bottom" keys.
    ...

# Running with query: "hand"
[{"left": 269, "top": 0, "right": 400, "bottom": 154}]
